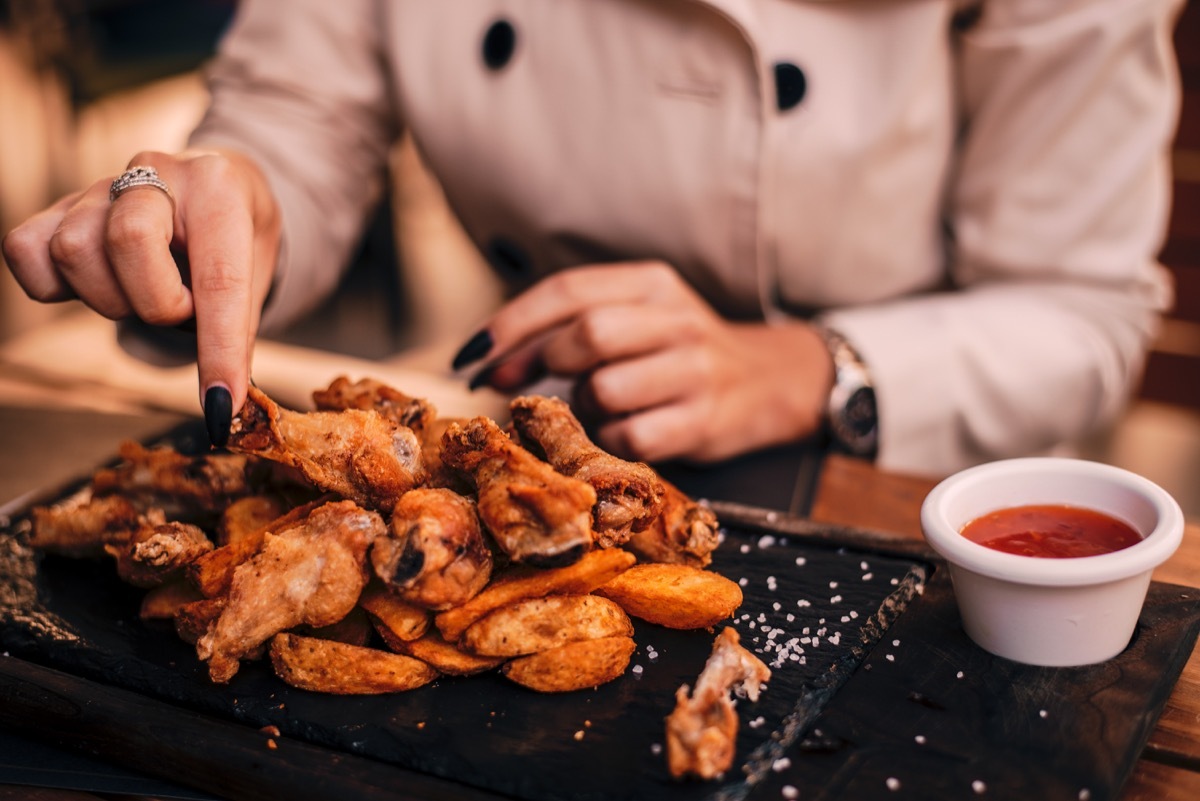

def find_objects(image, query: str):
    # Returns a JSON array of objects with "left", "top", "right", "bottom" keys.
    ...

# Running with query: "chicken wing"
[
  {"left": 196, "top": 499, "right": 384, "bottom": 682},
  {"left": 105, "top": 511, "right": 214, "bottom": 588},
  {"left": 665, "top": 627, "right": 771, "bottom": 780},
  {"left": 226, "top": 385, "right": 424, "bottom": 511},
  {"left": 371, "top": 487, "right": 493, "bottom": 610},
  {"left": 311, "top": 376, "right": 436, "bottom": 433},
  {"left": 510, "top": 395, "right": 664, "bottom": 548},
  {"left": 626, "top": 479, "right": 720, "bottom": 567},
  {"left": 441, "top": 416, "right": 596, "bottom": 567},
  {"left": 28, "top": 491, "right": 140, "bottom": 556},
  {"left": 91, "top": 440, "right": 254, "bottom": 518}
]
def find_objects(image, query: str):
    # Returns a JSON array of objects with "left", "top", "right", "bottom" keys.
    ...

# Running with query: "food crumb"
[
  {"left": 259, "top": 725, "right": 281, "bottom": 737},
  {"left": 266, "top": 739, "right": 277, "bottom": 750},
  {"left": 782, "top": 786, "right": 799, "bottom": 800},
  {"left": 585, "top": 720, "right": 592, "bottom": 727},
  {"left": 573, "top": 730, "right": 585, "bottom": 741},
  {"left": 417, "top": 721, "right": 426, "bottom": 729},
  {"left": 886, "top": 777, "right": 901, "bottom": 791},
  {"left": 972, "top": 779, "right": 986, "bottom": 794}
]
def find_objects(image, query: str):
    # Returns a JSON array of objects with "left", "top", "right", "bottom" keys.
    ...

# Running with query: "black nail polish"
[
  {"left": 468, "top": 366, "right": 494, "bottom": 392},
  {"left": 452, "top": 329, "right": 493, "bottom": 370},
  {"left": 204, "top": 385, "right": 233, "bottom": 448}
]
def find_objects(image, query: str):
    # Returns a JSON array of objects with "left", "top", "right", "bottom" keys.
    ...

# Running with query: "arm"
[{"left": 822, "top": 0, "right": 1183, "bottom": 475}]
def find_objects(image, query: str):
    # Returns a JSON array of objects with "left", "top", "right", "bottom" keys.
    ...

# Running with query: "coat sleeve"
[
  {"left": 187, "top": 0, "right": 400, "bottom": 333},
  {"left": 820, "top": 0, "right": 1183, "bottom": 476}
]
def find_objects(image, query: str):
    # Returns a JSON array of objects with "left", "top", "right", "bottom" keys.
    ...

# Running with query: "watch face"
[{"left": 845, "top": 386, "right": 878, "bottom": 438}]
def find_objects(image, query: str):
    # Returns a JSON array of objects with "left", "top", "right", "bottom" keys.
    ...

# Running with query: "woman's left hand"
[{"left": 456, "top": 261, "right": 834, "bottom": 463}]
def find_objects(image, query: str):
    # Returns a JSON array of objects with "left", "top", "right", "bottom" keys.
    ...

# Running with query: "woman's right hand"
[{"left": 1, "top": 148, "right": 282, "bottom": 439}]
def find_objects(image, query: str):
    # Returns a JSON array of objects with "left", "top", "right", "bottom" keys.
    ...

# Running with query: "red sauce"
[{"left": 960, "top": 504, "right": 1142, "bottom": 558}]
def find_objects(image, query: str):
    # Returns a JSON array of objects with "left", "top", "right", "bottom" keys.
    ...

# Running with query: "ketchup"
[{"left": 960, "top": 504, "right": 1142, "bottom": 558}]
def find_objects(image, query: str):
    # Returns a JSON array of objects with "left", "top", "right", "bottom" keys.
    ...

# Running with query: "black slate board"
[{"left": 0, "top": 425, "right": 1198, "bottom": 801}]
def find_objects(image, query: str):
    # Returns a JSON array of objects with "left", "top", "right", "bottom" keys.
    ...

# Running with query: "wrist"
[{"left": 811, "top": 322, "right": 879, "bottom": 459}]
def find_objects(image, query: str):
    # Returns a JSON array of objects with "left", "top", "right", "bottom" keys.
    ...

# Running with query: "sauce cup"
[{"left": 920, "top": 457, "right": 1185, "bottom": 667}]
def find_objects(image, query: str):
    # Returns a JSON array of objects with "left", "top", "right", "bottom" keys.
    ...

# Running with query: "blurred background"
[{"left": 0, "top": 0, "right": 1197, "bottom": 514}]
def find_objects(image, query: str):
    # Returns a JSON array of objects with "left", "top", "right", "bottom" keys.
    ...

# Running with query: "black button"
[
  {"left": 482, "top": 19, "right": 517, "bottom": 70},
  {"left": 485, "top": 237, "right": 533, "bottom": 281},
  {"left": 774, "top": 62, "right": 807, "bottom": 111}
]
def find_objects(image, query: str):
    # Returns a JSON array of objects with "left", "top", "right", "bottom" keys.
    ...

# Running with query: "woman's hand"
[
  {"left": 2, "top": 149, "right": 282, "bottom": 440},
  {"left": 456, "top": 261, "right": 835, "bottom": 463}
]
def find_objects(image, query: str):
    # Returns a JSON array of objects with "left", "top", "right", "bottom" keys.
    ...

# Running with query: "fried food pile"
[{"left": 25, "top": 378, "right": 746, "bottom": 697}]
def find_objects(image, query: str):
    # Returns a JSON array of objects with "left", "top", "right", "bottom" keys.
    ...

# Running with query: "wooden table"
[{"left": 809, "top": 454, "right": 1200, "bottom": 801}]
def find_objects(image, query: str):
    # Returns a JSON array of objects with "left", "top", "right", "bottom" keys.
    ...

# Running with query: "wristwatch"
[{"left": 814, "top": 324, "right": 879, "bottom": 458}]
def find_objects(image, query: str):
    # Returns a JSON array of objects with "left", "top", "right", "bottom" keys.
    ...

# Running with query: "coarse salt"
[
  {"left": 773, "top": 757, "right": 792, "bottom": 772},
  {"left": 886, "top": 778, "right": 901, "bottom": 791},
  {"left": 972, "top": 779, "right": 986, "bottom": 794},
  {"left": 782, "top": 786, "right": 799, "bottom": 800}
]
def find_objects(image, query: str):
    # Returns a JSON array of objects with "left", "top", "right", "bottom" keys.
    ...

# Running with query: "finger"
[
  {"left": 180, "top": 160, "right": 259, "bottom": 415},
  {"left": 2, "top": 192, "right": 82, "bottom": 302},
  {"left": 581, "top": 347, "right": 703, "bottom": 417},
  {"left": 485, "top": 262, "right": 685, "bottom": 358},
  {"left": 105, "top": 166, "right": 193, "bottom": 326},
  {"left": 475, "top": 338, "right": 547, "bottom": 391},
  {"left": 595, "top": 399, "right": 708, "bottom": 463},
  {"left": 50, "top": 184, "right": 133, "bottom": 319},
  {"left": 540, "top": 304, "right": 695, "bottom": 376}
]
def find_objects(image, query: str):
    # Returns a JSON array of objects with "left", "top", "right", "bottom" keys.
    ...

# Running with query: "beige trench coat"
[{"left": 190, "top": 0, "right": 1183, "bottom": 476}]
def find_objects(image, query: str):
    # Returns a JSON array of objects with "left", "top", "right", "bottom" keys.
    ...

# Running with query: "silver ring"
[{"left": 109, "top": 166, "right": 175, "bottom": 212}]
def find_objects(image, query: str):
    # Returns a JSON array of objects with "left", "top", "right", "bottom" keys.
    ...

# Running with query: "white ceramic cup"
[{"left": 921, "top": 457, "right": 1185, "bottom": 667}]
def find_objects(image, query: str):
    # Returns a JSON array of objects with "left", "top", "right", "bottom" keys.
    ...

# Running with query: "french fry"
[
  {"left": 387, "top": 630, "right": 505, "bottom": 676},
  {"left": 502, "top": 635, "right": 636, "bottom": 693},
  {"left": 360, "top": 585, "right": 430, "bottom": 644},
  {"left": 302, "top": 606, "right": 374, "bottom": 647},
  {"left": 594, "top": 563, "right": 742, "bottom": 630},
  {"left": 270, "top": 633, "right": 438, "bottom": 694},
  {"left": 435, "top": 548, "right": 636, "bottom": 642},
  {"left": 460, "top": 594, "right": 633, "bottom": 657},
  {"left": 139, "top": 579, "right": 204, "bottom": 620},
  {"left": 218, "top": 495, "right": 288, "bottom": 547}
]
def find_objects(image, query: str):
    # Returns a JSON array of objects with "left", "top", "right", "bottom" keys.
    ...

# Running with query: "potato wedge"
[
  {"left": 360, "top": 585, "right": 430, "bottom": 643},
  {"left": 594, "top": 563, "right": 742, "bottom": 629},
  {"left": 174, "top": 597, "right": 226, "bottom": 644},
  {"left": 302, "top": 606, "right": 374, "bottom": 647},
  {"left": 387, "top": 630, "right": 505, "bottom": 676},
  {"left": 502, "top": 635, "right": 635, "bottom": 692},
  {"left": 139, "top": 579, "right": 204, "bottom": 620},
  {"left": 270, "top": 633, "right": 438, "bottom": 694},
  {"left": 435, "top": 548, "right": 636, "bottom": 642},
  {"left": 461, "top": 594, "right": 633, "bottom": 657},
  {"left": 218, "top": 495, "right": 288, "bottom": 547}
]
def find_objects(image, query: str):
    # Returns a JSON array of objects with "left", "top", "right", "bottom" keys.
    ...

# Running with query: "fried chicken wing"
[
  {"left": 371, "top": 487, "right": 493, "bottom": 610},
  {"left": 28, "top": 491, "right": 140, "bottom": 556},
  {"left": 227, "top": 385, "right": 424, "bottom": 511},
  {"left": 665, "top": 627, "right": 771, "bottom": 780},
  {"left": 196, "top": 499, "right": 384, "bottom": 682},
  {"left": 510, "top": 395, "right": 664, "bottom": 547},
  {"left": 105, "top": 512, "right": 215, "bottom": 588},
  {"left": 312, "top": 376, "right": 437, "bottom": 433},
  {"left": 92, "top": 441, "right": 254, "bottom": 517},
  {"left": 626, "top": 479, "right": 720, "bottom": 567},
  {"left": 441, "top": 416, "right": 596, "bottom": 567}
]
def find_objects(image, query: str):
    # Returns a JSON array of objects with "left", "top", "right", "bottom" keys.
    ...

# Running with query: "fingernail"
[
  {"left": 468, "top": 366, "right": 494, "bottom": 392},
  {"left": 452, "top": 329, "right": 493, "bottom": 370},
  {"left": 204, "top": 385, "right": 233, "bottom": 448}
]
